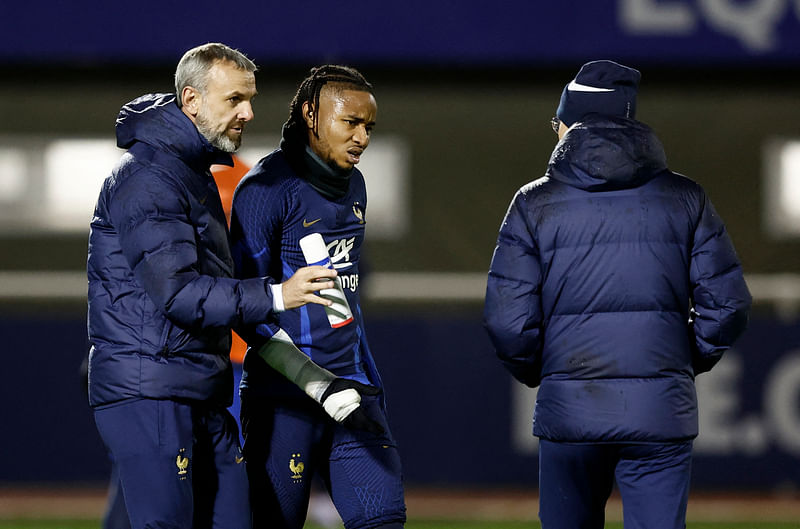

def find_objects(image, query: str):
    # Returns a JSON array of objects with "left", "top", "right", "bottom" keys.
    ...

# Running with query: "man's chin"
[
  {"left": 227, "top": 132, "right": 243, "bottom": 150},
  {"left": 333, "top": 159, "right": 355, "bottom": 172},
  {"left": 213, "top": 135, "right": 241, "bottom": 153}
]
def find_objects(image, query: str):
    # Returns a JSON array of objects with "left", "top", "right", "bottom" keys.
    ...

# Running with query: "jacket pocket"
[{"left": 157, "top": 319, "right": 174, "bottom": 357}]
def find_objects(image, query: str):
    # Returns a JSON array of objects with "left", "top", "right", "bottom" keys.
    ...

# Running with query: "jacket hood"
[
  {"left": 546, "top": 115, "right": 668, "bottom": 191},
  {"left": 115, "top": 93, "right": 233, "bottom": 168}
]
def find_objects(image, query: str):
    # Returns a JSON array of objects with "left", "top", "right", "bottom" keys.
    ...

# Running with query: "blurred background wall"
[{"left": 1, "top": 0, "right": 799, "bottom": 491}]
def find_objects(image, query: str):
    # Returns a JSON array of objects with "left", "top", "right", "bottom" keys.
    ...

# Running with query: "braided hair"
[{"left": 283, "top": 65, "right": 374, "bottom": 145}]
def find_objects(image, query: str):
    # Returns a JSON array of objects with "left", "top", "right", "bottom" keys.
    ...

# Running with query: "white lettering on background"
[
  {"left": 619, "top": 0, "right": 797, "bottom": 52},
  {"left": 695, "top": 350, "right": 800, "bottom": 456},
  {"left": 699, "top": 0, "right": 787, "bottom": 51}
]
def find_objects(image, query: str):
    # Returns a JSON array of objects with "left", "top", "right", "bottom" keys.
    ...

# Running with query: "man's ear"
[
  {"left": 182, "top": 86, "right": 201, "bottom": 117},
  {"left": 302, "top": 101, "right": 314, "bottom": 129}
]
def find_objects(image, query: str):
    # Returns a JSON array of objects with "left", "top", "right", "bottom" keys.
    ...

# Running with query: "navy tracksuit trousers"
[
  {"left": 538, "top": 439, "right": 693, "bottom": 529},
  {"left": 94, "top": 398, "right": 250, "bottom": 529}
]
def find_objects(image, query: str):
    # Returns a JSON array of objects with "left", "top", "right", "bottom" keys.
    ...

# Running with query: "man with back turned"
[{"left": 484, "top": 60, "right": 751, "bottom": 529}]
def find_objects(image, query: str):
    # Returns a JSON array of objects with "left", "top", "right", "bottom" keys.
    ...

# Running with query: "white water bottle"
[{"left": 299, "top": 233, "right": 354, "bottom": 328}]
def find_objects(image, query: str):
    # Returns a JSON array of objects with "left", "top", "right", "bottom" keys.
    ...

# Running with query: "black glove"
[{"left": 320, "top": 378, "right": 385, "bottom": 435}]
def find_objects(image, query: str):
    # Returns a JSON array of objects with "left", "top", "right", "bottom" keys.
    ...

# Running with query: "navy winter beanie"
[{"left": 556, "top": 60, "right": 641, "bottom": 127}]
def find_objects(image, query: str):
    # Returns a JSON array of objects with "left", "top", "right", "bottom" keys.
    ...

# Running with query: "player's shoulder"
[
  {"left": 351, "top": 166, "right": 366, "bottom": 182},
  {"left": 661, "top": 169, "right": 701, "bottom": 188},
  {"left": 348, "top": 166, "right": 367, "bottom": 195},
  {"left": 649, "top": 169, "right": 707, "bottom": 198},
  {"left": 516, "top": 175, "right": 557, "bottom": 201},
  {"left": 108, "top": 146, "right": 184, "bottom": 200},
  {"left": 238, "top": 149, "right": 299, "bottom": 190}
]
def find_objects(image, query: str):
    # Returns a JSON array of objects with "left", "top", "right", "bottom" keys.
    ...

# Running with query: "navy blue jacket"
[
  {"left": 87, "top": 93, "right": 275, "bottom": 407},
  {"left": 484, "top": 115, "right": 751, "bottom": 443}
]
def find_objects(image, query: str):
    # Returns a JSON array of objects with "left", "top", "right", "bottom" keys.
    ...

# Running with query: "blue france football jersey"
[{"left": 231, "top": 149, "right": 380, "bottom": 398}]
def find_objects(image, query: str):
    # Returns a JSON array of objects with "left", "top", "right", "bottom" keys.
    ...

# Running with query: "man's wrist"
[
  {"left": 305, "top": 379, "right": 331, "bottom": 403},
  {"left": 270, "top": 283, "right": 285, "bottom": 312}
]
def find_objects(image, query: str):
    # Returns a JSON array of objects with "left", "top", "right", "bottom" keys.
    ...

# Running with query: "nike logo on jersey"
[{"left": 303, "top": 218, "right": 322, "bottom": 228}]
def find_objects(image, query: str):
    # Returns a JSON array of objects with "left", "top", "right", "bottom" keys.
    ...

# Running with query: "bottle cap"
[{"left": 299, "top": 233, "right": 330, "bottom": 266}]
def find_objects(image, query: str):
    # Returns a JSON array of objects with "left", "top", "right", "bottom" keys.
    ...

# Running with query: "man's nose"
[
  {"left": 353, "top": 125, "right": 369, "bottom": 145},
  {"left": 239, "top": 102, "right": 254, "bottom": 122}
]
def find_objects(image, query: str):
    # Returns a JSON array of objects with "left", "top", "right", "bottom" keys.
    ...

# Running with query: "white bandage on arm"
[
  {"left": 257, "top": 329, "right": 364, "bottom": 423},
  {"left": 256, "top": 329, "right": 333, "bottom": 402}
]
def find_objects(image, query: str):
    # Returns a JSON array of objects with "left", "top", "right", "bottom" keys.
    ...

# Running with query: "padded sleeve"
[
  {"left": 689, "top": 193, "right": 752, "bottom": 374},
  {"left": 483, "top": 190, "right": 544, "bottom": 387},
  {"left": 110, "top": 167, "right": 274, "bottom": 329}
]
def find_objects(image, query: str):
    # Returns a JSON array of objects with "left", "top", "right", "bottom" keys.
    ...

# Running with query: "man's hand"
[
  {"left": 281, "top": 266, "right": 337, "bottom": 309},
  {"left": 320, "top": 378, "right": 385, "bottom": 435},
  {"left": 257, "top": 335, "right": 384, "bottom": 434}
]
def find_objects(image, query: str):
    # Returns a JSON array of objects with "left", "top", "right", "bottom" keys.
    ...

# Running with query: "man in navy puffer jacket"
[
  {"left": 484, "top": 60, "right": 751, "bottom": 529},
  {"left": 87, "top": 43, "right": 341, "bottom": 529}
]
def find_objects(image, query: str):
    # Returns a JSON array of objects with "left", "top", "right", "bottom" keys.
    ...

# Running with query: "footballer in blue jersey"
[{"left": 231, "top": 66, "right": 406, "bottom": 529}]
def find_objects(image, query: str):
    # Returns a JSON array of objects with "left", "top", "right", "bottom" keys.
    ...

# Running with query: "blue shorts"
[
  {"left": 538, "top": 439, "right": 693, "bottom": 529},
  {"left": 94, "top": 398, "right": 250, "bottom": 529},
  {"left": 241, "top": 392, "right": 406, "bottom": 529}
]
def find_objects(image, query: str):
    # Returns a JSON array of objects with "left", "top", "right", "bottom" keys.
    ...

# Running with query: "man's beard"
[{"left": 196, "top": 111, "right": 241, "bottom": 153}]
